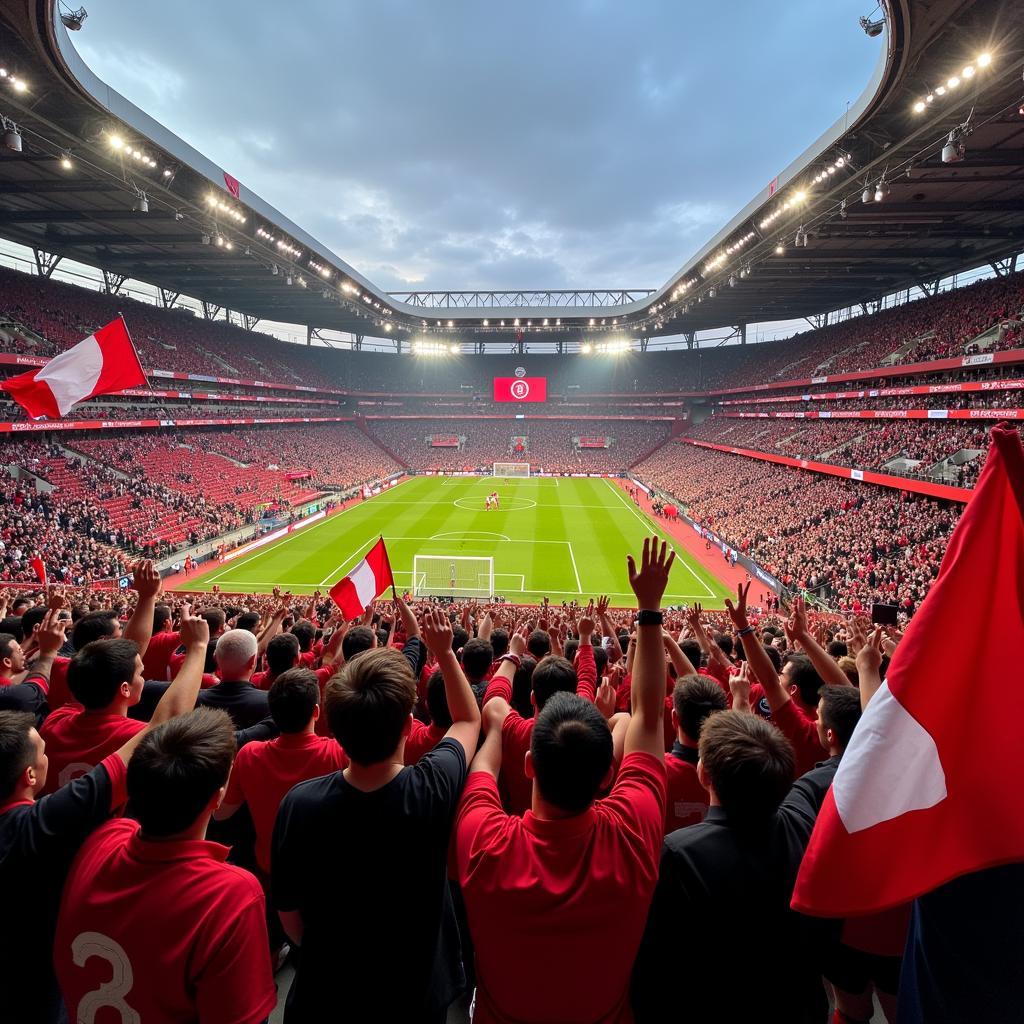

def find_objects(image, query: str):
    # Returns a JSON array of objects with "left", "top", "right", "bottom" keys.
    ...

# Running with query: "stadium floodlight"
[
  {"left": 859, "top": 14, "right": 885, "bottom": 37},
  {"left": 1, "top": 118, "right": 21, "bottom": 153},
  {"left": 581, "top": 342, "right": 593, "bottom": 354},
  {"left": 285, "top": 274, "right": 294, "bottom": 286},
  {"left": 873, "top": 179, "right": 887, "bottom": 203},
  {"left": 728, "top": 274, "right": 737, "bottom": 287},
  {"left": 913, "top": 100, "right": 926, "bottom": 113},
  {"left": 861, "top": 184, "right": 873, "bottom": 204},
  {"left": 132, "top": 190, "right": 149, "bottom": 213},
  {"left": 976, "top": 52, "right": 991, "bottom": 68},
  {"left": 59, "top": 3, "right": 88, "bottom": 30},
  {"left": 59, "top": 152, "right": 73, "bottom": 171},
  {"left": 774, "top": 243, "right": 785, "bottom": 255}
]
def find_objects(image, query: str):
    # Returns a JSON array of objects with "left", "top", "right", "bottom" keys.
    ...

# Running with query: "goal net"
[
  {"left": 412, "top": 555, "right": 495, "bottom": 599},
  {"left": 493, "top": 462, "right": 530, "bottom": 477}
]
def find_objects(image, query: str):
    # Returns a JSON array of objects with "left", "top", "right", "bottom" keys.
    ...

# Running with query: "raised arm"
[
  {"left": 662, "top": 630, "right": 696, "bottom": 677},
  {"left": 421, "top": 606, "right": 480, "bottom": 761},
  {"left": 121, "top": 560, "right": 162, "bottom": 658},
  {"left": 624, "top": 537, "right": 675, "bottom": 759},
  {"left": 725, "top": 582, "right": 788, "bottom": 713},
  {"left": 597, "top": 595, "right": 623, "bottom": 665},
  {"left": 855, "top": 624, "right": 885, "bottom": 711},
  {"left": 787, "top": 596, "right": 852, "bottom": 688}
]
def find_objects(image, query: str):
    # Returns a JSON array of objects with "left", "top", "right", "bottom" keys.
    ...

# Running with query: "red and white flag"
[
  {"left": 2, "top": 317, "right": 147, "bottom": 419},
  {"left": 793, "top": 423, "right": 1024, "bottom": 917},
  {"left": 30, "top": 556, "right": 47, "bottom": 587},
  {"left": 223, "top": 172, "right": 240, "bottom": 198},
  {"left": 329, "top": 538, "right": 394, "bottom": 619}
]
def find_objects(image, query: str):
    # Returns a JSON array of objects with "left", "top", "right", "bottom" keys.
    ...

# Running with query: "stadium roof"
[{"left": 0, "top": 0, "right": 1022, "bottom": 348}]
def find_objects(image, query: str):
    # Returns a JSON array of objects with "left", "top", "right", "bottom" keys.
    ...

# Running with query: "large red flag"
[
  {"left": 2, "top": 317, "right": 146, "bottom": 419},
  {"left": 329, "top": 538, "right": 394, "bottom": 619},
  {"left": 793, "top": 424, "right": 1024, "bottom": 917},
  {"left": 30, "top": 556, "right": 47, "bottom": 587}
]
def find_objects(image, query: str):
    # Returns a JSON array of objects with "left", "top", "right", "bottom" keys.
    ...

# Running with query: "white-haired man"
[{"left": 197, "top": 628, "right": 268, "bottom": 729}]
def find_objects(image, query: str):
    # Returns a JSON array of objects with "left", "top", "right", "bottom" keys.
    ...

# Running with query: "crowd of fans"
[
  {"left": 635, "top": 442, "right": 960, "bottom": 613},
  {"left": 0, "top": 516, "right": 1013, "bottom": 1023}
]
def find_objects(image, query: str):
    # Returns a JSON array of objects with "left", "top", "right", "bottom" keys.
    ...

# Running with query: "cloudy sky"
[{"left": 76, "top": 0, "right": 882, "bottom": 295}]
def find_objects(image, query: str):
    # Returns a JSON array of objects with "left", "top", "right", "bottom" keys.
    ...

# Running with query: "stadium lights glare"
[
  {"left": 59, "top": 152, "right": 73, "bottom": 171},
  {"left": 482, "top": 319, "right": 489, "bottom": 326},
  {"left": 11, "top": 78, "right": 27, "bottom": 93},
  {"left": 581, "top": 343, "right": 593, "bottom": 354},
  {"left": 412, "top": 340, "right": 455, "bottom": 356},
  {"left": 774, "top": 243, "right": 785, "bottom": 254},
  {"left": 977, "top": 52, "right": 991, "bottom": 67}
]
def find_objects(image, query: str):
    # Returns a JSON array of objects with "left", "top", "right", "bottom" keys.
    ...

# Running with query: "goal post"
[
  {"left": 412, "top": 555, "right": 495, "bottom": 599},
  {"left": 493, "top": 462, "right": 530, "bottom": 477}
]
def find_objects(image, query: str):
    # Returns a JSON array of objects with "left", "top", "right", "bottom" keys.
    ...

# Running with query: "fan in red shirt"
[
  {"left": 215, "top": 667, "right": 347, "bottom": 874},
  {"left": 39, "top": 638, "right": 147, "bottom": 795},
  {"left": 54, "top": 706, "right": 276, "bottom": 1024},
  {"left": 405, "top": 667, "right": 452, "bottom": 764},
  {"left": 481, "top": 619, "right": 598, "bottom": 815},
  {"left": 456, "top": 537, "right": 670, "bottom": 1022},
  {"left": 140, "top": 602, "right": 180, "bottom": 680},
  {"left": 663, "top": 673, "right": 727, "bottom": 834}
]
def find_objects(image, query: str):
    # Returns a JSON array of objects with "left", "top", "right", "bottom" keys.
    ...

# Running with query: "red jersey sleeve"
[
  {"left": 223, "top": 744, "right": 251, "bottom": 807},
  {"left": 598, "top": 752, "right": 667, "bottom": 863},
  {"left": 455, "top": 772, "right": 512, "bottom": 881},
  {"left": 574, "top": 642, "right": 597, "bottom": 702},
  {"left": 615, "top": 672, "right": 632, "bottom": 712},
  {"left": 98, "top": 751, "right": 128, "bottom": 812},
  {"left": 772, "top": 699, "right": 827, "bottom": 776},
  {"left": 194, "top": 885, "right": 277, "bottom": 1024},
  {"left": 483, "top": 672, "right": 513, "bottom": 706}
]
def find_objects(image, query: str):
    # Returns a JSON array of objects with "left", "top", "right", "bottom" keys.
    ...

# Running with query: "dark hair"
[
  {"left": 266, "top": 632, "right": 300, "bottom": 675},
  {"left": 511, "top": 655, "right": 537, "bottom": 719},
  {"left": 0, "top": 710, "right": 36, "bottom": 799},
  {"left": 425, "top": 669, "right": 453, "bottom": 731},
  {"left": 680, "top": 639, "right": 703, "bottom": 670},
  {"left": 452, "top": 626, "right": 469, "bottom": 652},
  {"left": 198, "top": 607, "right": 227, "bottom": 635},
  {"left": 762, "top": 644, "right": 783, "bottom": 673},
  {"left": 826, "top": 640, "right": 849, "bottom": 659},
  {"left": 268, "top": 668, "right": 320, "bottom": 733},
  {"left": 715, "top": 634, "right": 734, "bottom": 659},
  {"left": 531, "top": 655, "right": 578, "bottom": 710},
  {"left": 530, "top": 693, "right": 613, "bottom": 814},
  {"left": 0, "top": 633, "right": 19, "bottom": 665},
  {"left": 593, "top": 645, "right": 608, "bottom": 678},
  {"left": 127, "top": 708, "right": 236, "bottom": 837},
  {"left": 325, "top": 647, "right": 416, "bottom": 765},
  {"left": 291, "top": 620, "right": 316, "bottom": 652},
  {"left": 153, "top": 603, "right": 173, "bottom": 632},
  {"left": 783, "top": 653, "right": 825, "bottom": 706},
  {"left": 490, "top": 628, "right": 509, "bottom": 659},
  {"left": 461, "top": 638, "right": 493, "bottom": 682},
  {"left": 10, "top": 598, "right": 30, "bottom": 614},
  {"left": 20, "top": 606, "right": 46, "bottom": 638},
  {"left": 527, "top": 628, "right": 551, "bottom": 660},
  {"left": 0, "top": 617, "right": 24, "bottom": 642},
  {"left": 563, "top": 638, "right": 579, "bottom": 664},
  {"left": 67, "top": 639, "right": 140, "bottom": 710},
  {"left": 72, "top": 610, "right": 118, "bottom": 651},
  {"left": 203, "top": 638, "right": 218, "bottom": 675},
  {"left": 819, "top": 686, "right": 862, "bottom": 751},
  {"left": 672, "top": 674, "right": 728, "bottom": 742},
  {"left": 342, "top": 625, "right": 376, "bottom": 662},
  {"left": 699, "top": 711, "right": 794, "bottom": 821},
  {"left": 236, "top": 611, "right": 261, "bottom": 634}
]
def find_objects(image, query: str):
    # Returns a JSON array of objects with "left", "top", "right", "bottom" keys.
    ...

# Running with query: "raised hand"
[
  {"left": 179, "top": 603, "right": 211, "bottom": 649},
  {"left": 35, "top": 608, "right": 68, "bottom": 658},
  {"left": 130, "top": 559, "right": 162, "bottom": 601},
  {"left": 595, "top": 678, "right": 616, "bottom": 719},
  {"left": 627, "top": 536, "right": 676, "bottom": 609},
  {"left": 724, "top": 581, "right": 751, "bottom": 630},
  {"left": 728, "top": 661, "right": 753, "bottom": 712},
  {"left": 596, "top": 595, "right": 610, "bottom": 619},
  {"left": 855, "top": 625, "right": 884, "bottom": 677},
  {"left": 508, "top": 624, "right": 528, "bottom": 658},
  {"left": 421, "top": 606, "right": 455, "bottom": 658}
]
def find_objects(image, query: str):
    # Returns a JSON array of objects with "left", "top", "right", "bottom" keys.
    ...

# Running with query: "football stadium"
[{"left": 0, "top": 0, "right": 1022, "bottom": 1021}]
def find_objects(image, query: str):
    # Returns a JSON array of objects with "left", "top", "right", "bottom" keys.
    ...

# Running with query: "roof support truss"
[
  {"left": 102, "top": 270, "right": 127, "bottom": 295},
  {"left": 32, "top": 248, "right": 62, "bottom": 279}
]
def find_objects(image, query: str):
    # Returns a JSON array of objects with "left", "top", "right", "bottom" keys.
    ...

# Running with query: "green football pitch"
[{"left": 186, "top": 476, "right": 732, "bottom": 607}]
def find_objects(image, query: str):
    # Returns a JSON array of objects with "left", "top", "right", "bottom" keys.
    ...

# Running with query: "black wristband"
[{"left": 636, "top": 610, "right": 663, "bottom": 626}]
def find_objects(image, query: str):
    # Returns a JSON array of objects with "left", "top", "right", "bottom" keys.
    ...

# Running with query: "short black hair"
[
  {"left": 128, "top": 708, "right": 236, "bottom": 838},
  {"left": 268, "top": 668, "right": 320, "bottom": 733},
  {"left": 819, "top": 686, "right": 862, "bottom": 751},
  {"left": 715, "top": 634, "right": 734, "bottom": 659},
  {"left": 0, "top": 633, "right": 19, "bottom": 665},
  {"left": 527, "top": 629, "right": 552, "bottom": 660},
  {"left": 236, "top": 611, "right": 261, "bottom": 633},
  {"left": 72, "top": 610, "right": 118, "bottom": 651},
  {"left": 266, "top": 632, "right": 300, "bottom": 675},
  {"left": 531, "top": 655, "right": 578, "bottom": 710},
  {"left": 826, "top": 640, "right": 849, "bottom": 659},
  {"left": 563, "top": 638, "right": 579, "bottom": 664},
  {"left": 342, "top": 625, "right": 376, "bottom": 662},
  {"left": 762, "top": 644, "right": 783, "bottom": 673},
  {"left": 783, "top": 653, "right": 825, "bottom": 706},
  {"left": 153, "top": 603, "right": 173, "bottom": 632},
  {"left": 511, "top": 655, "right": 536, "bottom": 719},
  {"left": 672, "top": 674, "right": 728, "bottom": 742},
  {"left": 0, "top": 617, "right": 24, "bottom": 643},
  {"left": 452, "top": 626, "right": 469, "bottom": 652},
  {"left": 291, "top": 620, "right": 316, "bottom": 652},
  {"left": 490, "top": 628, "right": 509, "bottom": 659},
  {"left": 531, "top": 693, "right": 612, "bottom": 814},
  {"left": 0, "top": 710, "right": 36, "bottom": 799},
  {"left": 461, "top": 638, "right": 493, "bottom": 682},
  {"left": 20, "top": 606, "right": 46, "bottom": 638},
  {"left": 680, "top": 639, "right": 703, "bottom": 669},
  {"left": 67, "top": 639, "right": 140, "bottom": 710},
  {"left": 425, "top": 669, "right": 453, "bottom": 731},
  {"left": 198, "top": 607, "right": 227, "bottom": 635}
]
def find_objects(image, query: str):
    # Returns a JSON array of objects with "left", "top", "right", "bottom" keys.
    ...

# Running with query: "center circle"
[{"left": 453, "top": 496, "right": 536, "bottom": 511}]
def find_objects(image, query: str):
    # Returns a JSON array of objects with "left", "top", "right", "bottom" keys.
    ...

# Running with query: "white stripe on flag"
[
  {"left": 348, "top": 558, "right": 376, "bottom": 610},
  {"left": 36, "top": 333, "right": 104, "bottom": 415}
]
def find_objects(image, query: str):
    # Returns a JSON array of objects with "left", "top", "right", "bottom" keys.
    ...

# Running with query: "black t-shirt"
[
  {"left": 0, "top": 759, "right": 117, "bottom": 1024},
  {"left": 196, "top": 679, "right": 270, "bottom": 730},
  {"left": 272, "top": 737, "right": 468, "bottom": 1022}
]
